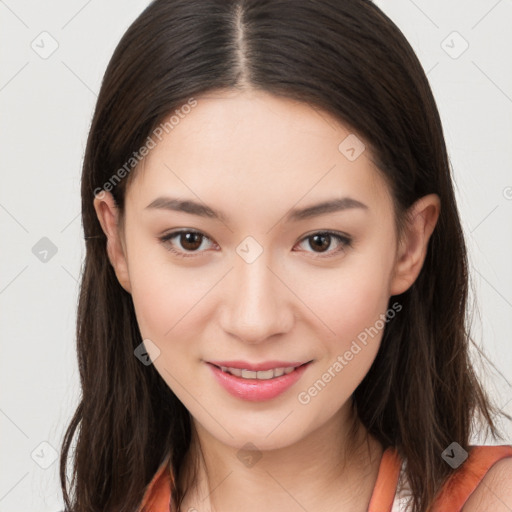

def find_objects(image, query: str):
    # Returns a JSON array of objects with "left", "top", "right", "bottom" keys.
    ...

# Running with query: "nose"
[{"left": 218, "top": 252, "right": 295, "bottom": 345}]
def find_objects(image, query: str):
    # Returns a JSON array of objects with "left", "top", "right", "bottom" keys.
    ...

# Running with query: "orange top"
[{"left": 139, "top": 444, "right": 512, "bottom": 512}]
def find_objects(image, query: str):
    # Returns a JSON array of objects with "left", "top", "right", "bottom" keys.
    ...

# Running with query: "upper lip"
[{"left": 207, "top": 360, "right": 311, "bottom": 371}]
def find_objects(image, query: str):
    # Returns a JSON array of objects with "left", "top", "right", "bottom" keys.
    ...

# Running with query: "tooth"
[
  {"left": 220, "top": 365, "right": 298, "bottom": 379},
  {"left": 256, "top": 369, "right": 275, "bottom": 380}
]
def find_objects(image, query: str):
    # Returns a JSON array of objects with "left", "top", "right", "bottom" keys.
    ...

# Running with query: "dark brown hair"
[{"left": 60, "top": 1, "right": 510, "bottom": 511}]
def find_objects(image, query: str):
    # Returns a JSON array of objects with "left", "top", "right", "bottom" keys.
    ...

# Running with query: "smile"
[{"left": 207, "top": 361, "right": 313, "bottom": 401}]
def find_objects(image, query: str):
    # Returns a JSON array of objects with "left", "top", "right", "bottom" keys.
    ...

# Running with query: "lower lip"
[{"left": 207, "top": 362, "right": 311, "bottom": 401}]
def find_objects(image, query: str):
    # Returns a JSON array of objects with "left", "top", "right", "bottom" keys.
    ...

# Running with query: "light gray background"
[{"left": 1, "top": 1, "right": 511, "bottom": 510}]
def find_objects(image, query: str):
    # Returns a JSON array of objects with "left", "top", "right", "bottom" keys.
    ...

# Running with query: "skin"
[
  {"left": 94, "top": 88, "right": 441, "bottom": 511},
  {"left": 462, "top": 458, "right": 512, "bottom": 511}
]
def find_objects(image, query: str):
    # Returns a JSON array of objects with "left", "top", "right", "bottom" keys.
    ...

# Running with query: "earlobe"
[
  {"left": 389, "top": 193, "right": 441, "bottom": 296},
  {"left": 92, "top": 192, "right": 132, "bottom": 294}
]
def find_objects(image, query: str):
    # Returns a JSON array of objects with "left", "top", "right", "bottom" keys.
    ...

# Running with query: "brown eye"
[
  {"left": 309, "top": 233, "right": 331, "bottom": 252},
  {"left": 296, "top": 231, "right": 352, "bottom": 258},
  {"left": 179, "top": 232, "right": 203, "bottom": 251},
  {"left": 159, "top": 230, "right": 214, "bottom": 258}
]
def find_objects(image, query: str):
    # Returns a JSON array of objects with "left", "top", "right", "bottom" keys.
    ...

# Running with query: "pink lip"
[{"left": 206, "top": 361, "right": 312, "bottom": 401}]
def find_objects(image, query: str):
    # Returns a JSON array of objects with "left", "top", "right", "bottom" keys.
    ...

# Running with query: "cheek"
[
  {"left": 128, "top": 254, "right": 173, "bottom": 339},
  {"left": 125, "top": 229, "right": 207, "bottom": 339},
  {"left": 296, "top": 275, "right": 389, "bottom": 415},
  {"left": 130, "top": 271, "right": 206, "bottom": 346},
  {"left": 301, "top": 258, "right": 392, "bottom": 346},
  {"left": 129, "top": 266, "right": 202, "bottom": 391}
]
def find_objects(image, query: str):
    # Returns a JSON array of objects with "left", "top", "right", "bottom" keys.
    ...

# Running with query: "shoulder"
[
  {"left": 429, "top": 444, "right": 512, "bottom": 511},
  {"left": 461, "top": 454, "right": 512, "bottom": 511}
]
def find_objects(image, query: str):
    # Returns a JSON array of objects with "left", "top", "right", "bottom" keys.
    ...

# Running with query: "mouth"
[{"left": 206, "top": 360, "right": 313, "bottom": 401}]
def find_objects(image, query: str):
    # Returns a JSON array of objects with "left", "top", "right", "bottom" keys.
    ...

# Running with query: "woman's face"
[{"left": 97, "top": 89, "right": 419, "bottom": 451}]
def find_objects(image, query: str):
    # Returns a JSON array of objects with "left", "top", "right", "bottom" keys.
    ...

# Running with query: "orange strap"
[
  {"left": 367, "top": 447, "right": 402, "bottom": 512},
  {"left": 140, "top": 454, "right": 172, "bottom": 512}
]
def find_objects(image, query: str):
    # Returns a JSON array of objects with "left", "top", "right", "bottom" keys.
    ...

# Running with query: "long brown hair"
[{"left": 60, "top": 1, "right": 510, "bottom": 510}]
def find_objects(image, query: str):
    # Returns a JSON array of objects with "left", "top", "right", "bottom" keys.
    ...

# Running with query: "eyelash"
[{"left": 158, "top": 229, "right": 353, "bottom": 259}]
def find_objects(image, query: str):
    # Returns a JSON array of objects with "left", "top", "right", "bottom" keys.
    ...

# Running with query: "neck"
[{"left": 178, "top": 402, "right": 384, "bottom": 512}]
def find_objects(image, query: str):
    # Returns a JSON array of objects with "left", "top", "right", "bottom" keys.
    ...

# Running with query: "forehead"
[{"left": 127, "top": 89, "right": 392, "bottom": 218}]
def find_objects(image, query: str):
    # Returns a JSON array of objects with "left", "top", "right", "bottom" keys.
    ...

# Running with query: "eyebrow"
[{"left": 145, "top": 196, "right": 368, "bottom": 223}]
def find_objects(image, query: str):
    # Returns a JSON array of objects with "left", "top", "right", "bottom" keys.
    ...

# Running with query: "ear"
[
  {"left": 389, "top": 193, "right": 441, "bottom": 296},
  {"left": 93, "top": 191, "right": 132, "bottom": 294}
]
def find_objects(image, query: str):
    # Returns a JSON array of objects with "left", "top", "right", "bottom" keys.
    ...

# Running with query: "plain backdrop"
[{"left": 1, "top": 1, "right": 511, "bottom": 510}]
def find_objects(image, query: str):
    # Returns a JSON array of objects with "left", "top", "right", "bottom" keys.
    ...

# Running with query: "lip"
[{"left": 206, "top": 360, "right": 312, "bottom": 401}]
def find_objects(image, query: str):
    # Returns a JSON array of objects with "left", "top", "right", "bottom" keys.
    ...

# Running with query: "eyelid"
[{"left": 158, "top": 229, "right": 353, "bottom": 259}]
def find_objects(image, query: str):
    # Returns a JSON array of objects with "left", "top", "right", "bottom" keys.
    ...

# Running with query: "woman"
[{"left": 60, "top": 1, "right": 512, "bottom": 511}]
